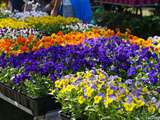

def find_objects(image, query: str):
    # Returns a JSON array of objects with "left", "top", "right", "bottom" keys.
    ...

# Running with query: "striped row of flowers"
[
  {"left": 0, "top": 28, "right": 114, "bottom": 55},
  {"left": 1, "top": 28, "right": 160, "bottom": 55},
  {"left": 0, "top": 15, "right": 159, "bottom": 119},
  {"left": 0, "top": 36, "right": 159, "bottom": 119}
]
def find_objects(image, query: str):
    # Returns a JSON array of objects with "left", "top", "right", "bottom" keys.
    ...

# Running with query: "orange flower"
[
  {"left": 16, "top": 36, "right": 27, "bottom": 45},
  {"left": 20, "top": 45, "right": 29, "bottom": 52},
  {"left": 57, "top": 31, "right": 64, "bottom": 36}
]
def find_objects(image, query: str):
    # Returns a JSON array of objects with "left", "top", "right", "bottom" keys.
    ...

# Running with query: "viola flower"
[
  {"left": 147, "top": 104, "right": 156, "bottom": 113},
  {"left": 104, "top": 95, "right": 114, "bottom": 107},
  {"left": 94, "top": 95, "right": 102, "bottom": 104},
  {"left": 86, "top": 87, "right": 94, "bottom": 97},
  {"left": 124, "top": 102, "right": 136, "bottom": 112},
  {"left": 78, "top": 96, "right": 85, "bottom": 104},
  {"left": 127, "top": 67, "right": 136, "bottom": 77}
]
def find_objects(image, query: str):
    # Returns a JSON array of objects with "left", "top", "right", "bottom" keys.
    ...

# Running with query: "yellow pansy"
[
  {"left": 134, "top": 99, "right": 145, "bottom": 108},
  {"left": 142, "top": 87, "right": 148, "bottom": 93},
  {"left": 119, "top": 83, "right": 127, "bottom": 89},
  {"left": 99, "top": 72, "right": 106, "bottom": 79},
  {"left": 116, "top": 94, "right": 124, "bottom": 101},
  {"left": 55, "top": 80, "right": 61, "bottom": 88},
  {"left": 106, "top": 88, "right": 114, "bottom": 95},
  {"left": 65, "top": 85, "right": 75, "bottom": 92},
  {"left": 125, "top": 89, "right": 129, "bottom": 95},
  {"left": 124, "top": 102, "right": 136, "bottom": 112},
  {"left": 78, "top": 96, "right": 85, "bottom": 104},
  {"left": 148, "top": 104, "right": 156, "bottom": 113},
  {"left": 104, "top": 96, "right": 114, "bottom": 107},
  {"left": 94, "top": 96, "right": 102, "bottom": 104},
  {"left": 86, "top": 87, "right": 94, "bottom": 97},
  {"left": 85, "top": 71, "right": 92, "bottom": 79}
]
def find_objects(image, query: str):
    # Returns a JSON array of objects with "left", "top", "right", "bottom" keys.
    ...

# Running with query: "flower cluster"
[
  {"left": 0, "top": 28, "right": 42, "bottom": 39},
  {"left": 148, "top": 36, "right": 160, "bottom": 44},
  {"left": 25, "top": 16, "right": 79, "bottom": 26},
  {"left": 0, "top": 37, "right": 159, "bottom": 97},
  {"left": 123, "top": 33, "right": 160, "bottom": 52},
  {"left": 0, "top": 29, "right": 114, "bottom": 55},
  {"left": 0, "top": 16, "right": 79, "bottom": 34},
  {"left": 0, "top": 35, "right": 37, "bottom": 55},
  {"left": 61, "top": 23, "right": 97, "bottom": 33},
  {"left": 25, "top": 16, "right": 80, "bottom": 35},
  {"left": 0, "top": 18, "right": 28, "bottom": 29},
  {"left": 54, "top": 69, "right": 160, "bottom": 120},
  {"left": 0, "top": 9, "right": 11, "bottom": 18},
  {"left": 10, "top": 11, "right": 48, "bottom": 19}
]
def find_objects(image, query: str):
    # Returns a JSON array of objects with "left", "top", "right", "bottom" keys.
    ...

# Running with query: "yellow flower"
[
  {"left": 106, "top": 88, "right": 114, "bottom": 95},
  {"left": 86, "top": 87, "right": 94, "bottom": 97},
  {"left": 99, "top": 72, "right": 106, "bottom": 79},
  {"left": 158, "top": 108, "right": 160, "bottom": 113},
  {"left": 116, "top": 94, "right": 124, "bottom": 101},
  {"left": 124, "top": 102, "right": 136, "bottom": 112},
  {"left": 94, "top": 95, "right": 102, "bottom": 104},
  {"left": 142, "top": 87, "right": 148, "bottom": 93},
  {"left": 85, "top": 71, "right": 92, "bottom": 79},
  {"left": 78, "top": 96, "right": 85, "bottom": 104},
  {"left": 119, "top": 83, "right": 127, "bottom": 89},
  {"left": 134, "top": 99, "right": 145, "bottom": 108},
  {"left": 148, "top": 104, "right": 156, "bottom": 113},
  {"left": 66, "top": 85, "right": 74, "bottom": 92},
  {"left": 55, "top": 80, "right": 61, "bottom": 88},
  {"left": 104, "top": 96, "right": 114, "bottom": 107},
  {"left": 125, "top": 89, "right": 129, "bottom": 95}
]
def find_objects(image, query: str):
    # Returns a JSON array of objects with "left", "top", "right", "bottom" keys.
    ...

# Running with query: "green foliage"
[
  {"left": 94, "top": 11, "right": 160, "bottom": 38},
  {"left": 0, "top": 67, "right": 52, "bottom": 97}
]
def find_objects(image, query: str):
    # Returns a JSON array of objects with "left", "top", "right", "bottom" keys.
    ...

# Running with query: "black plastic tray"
[
  {"left": 59, "top": 111, "right": 71, "bottom": 120},
  {"left": 0, "top": 82, "right": 60, "bottom": 116}
]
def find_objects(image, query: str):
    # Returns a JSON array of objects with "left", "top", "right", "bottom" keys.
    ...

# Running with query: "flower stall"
[{"left": 0, "top": 10, "right": 159, "bottom": 120}]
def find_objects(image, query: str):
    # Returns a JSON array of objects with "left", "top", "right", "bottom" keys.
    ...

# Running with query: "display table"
[{"left": 0, "top": 82, "right": 60, "bottom": 120}]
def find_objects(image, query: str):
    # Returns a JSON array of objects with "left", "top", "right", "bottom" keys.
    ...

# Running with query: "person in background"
[
  {"left": 70, "top": 0, "right": 92, "bottom": 23},
  {"left": 44, "top": 0, "right": 62, "bottom": 16},
  {"left": 1, "top": 0, "right": 11, "bottom": 10},
  {"left": 10, "top": 0, "right": 24, "bottom": 12},
  {"left": 62, "top": 0, "right": 74, "bottom": 17}
]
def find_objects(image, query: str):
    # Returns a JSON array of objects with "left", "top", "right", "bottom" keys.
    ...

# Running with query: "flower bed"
[
  {"left": 0, "top": 28, "right": 42, "bottom": 39},
  {"left": 0, "top": 15, "right": 159, "bottom": 119},
  {"left": 54, "top": 69, "right": 159, "bottom": 120},
  {"left": 0, "top": 28, "right": 114, "bottom": 55},
  {"left": 0, "top": 36, "right": 159, "bottom": 96},
  {"left": 0, "top": 16, "right": 79, "bottom": 35}
]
